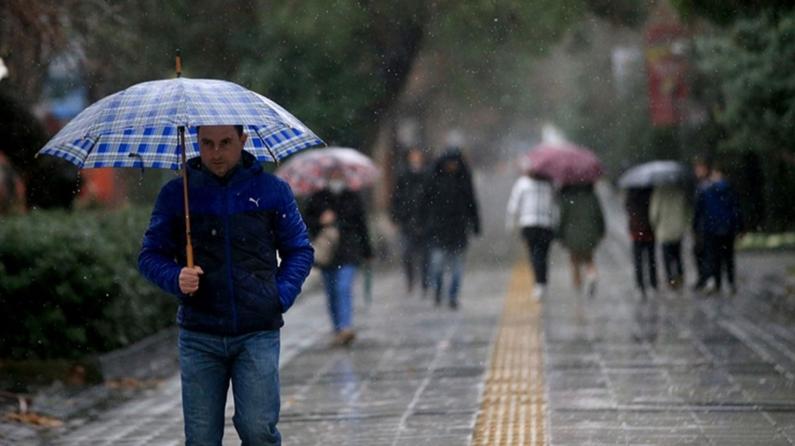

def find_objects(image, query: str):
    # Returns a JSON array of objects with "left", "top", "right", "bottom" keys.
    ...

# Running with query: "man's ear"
[{"left": 240, "top": 133, "right": 248, "bottom": 146}]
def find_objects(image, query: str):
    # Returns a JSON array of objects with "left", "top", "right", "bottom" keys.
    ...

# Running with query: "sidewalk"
[
  {"left": 3, "top": 180, "right": 795, "bottom": 445},
  {"left": 3, "top": 265, "right": 510, "bottom": 446},
  {"left": 541, "top": 185, "right": 795, "bottom": 445}
]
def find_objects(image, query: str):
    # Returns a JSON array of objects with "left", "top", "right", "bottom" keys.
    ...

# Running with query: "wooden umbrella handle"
[
  {"left": 175, "top": 49, "right": 182, "bottom": 78},
  {"left": 179, "top": 126, "right": 194, "bottom": 267}
]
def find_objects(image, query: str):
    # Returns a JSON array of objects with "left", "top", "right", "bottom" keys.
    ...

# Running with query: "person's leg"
[
  {"left": 704, "top": 234, "right": 720, "bottom": 291},
  {"left": 420, "top": 243, "right": 431, "bottom": 296},
  {"left": 646, "top": 241, "right": 658, "bottom": 290},
  {"left": 534, "top": 228, "right": 554, "bottom": 286},
  {"left": 447, "top": 250, "right": 465, "bottom": 308},
  {"left": 429, "top": 248, "right": 445, "bottom": 304},
  {"left": 694, "top": 235, "right": 707, "bottom": 288},
  {"left": 333, "top": 264, "right": 358, "bottom": 331},
  {"left": 632, "top": 241, "right": 645, "bottom": 291},
  {"left": 725, "top": 234, "right": 736, "bottom": 290},
  {"left": 178, "top": 329, "right": 231, "bottom": 446},
  {"left": 672, "top": 240, "right": 684, "bottom": 287},
  {"left": 661, "top": 242, "right": 675, "bottom": 286},
  {"left": 401, "top": 232, "right": 415, "bottom": 293},
  {"left": 524, "top": 227, "right": 547, "bottom": 286},
  {"left": 584, "top": 253, "right": 598, "bottom": 298},
  {"left": 322, "top": 268, "right": 341, "bottom": 331},
  {"left": 569, "top": 253, "right": 582, "bottom": 290},
  {"left": 230, "top": 330, "right": 281, "bottom": 446}
]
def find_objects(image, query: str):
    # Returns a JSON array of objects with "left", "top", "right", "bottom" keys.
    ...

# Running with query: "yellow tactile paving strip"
[{"left": 472, "top": 261, "right": 546, "bottom": 445}]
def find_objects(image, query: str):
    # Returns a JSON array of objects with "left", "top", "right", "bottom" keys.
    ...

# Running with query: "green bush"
[{"left": 0, "top": 206, "right": 176, "bottom": 360}]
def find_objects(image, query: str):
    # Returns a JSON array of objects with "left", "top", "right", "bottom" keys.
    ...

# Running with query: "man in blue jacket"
[{"left": 138, "top": 125, "right": 313, "bottom": 446}]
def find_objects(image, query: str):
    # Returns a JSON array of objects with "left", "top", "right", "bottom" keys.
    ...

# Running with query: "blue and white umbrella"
[
  {"left": 38, "top": 77, "right": 324, "bottom": 169},
  {"left": 36, "top": 76, "right": 324, "bottom": 267}
]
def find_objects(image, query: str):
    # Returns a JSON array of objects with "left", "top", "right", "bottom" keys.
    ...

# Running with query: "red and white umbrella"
[
  {"left": 522, "top": 141, "right": 603, "bottom": 186},
  {"left": 276, "top": 147, "right": 380, "bottom": 197}
]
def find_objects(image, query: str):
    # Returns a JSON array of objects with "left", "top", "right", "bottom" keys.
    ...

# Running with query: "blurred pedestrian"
[
  {"left": 0, "top": 151, "right": 26, "bottom": 215},
  {"left": 506, "top": 172, "right": 558, "bottom": 300},
  {"left": 138, "top": 125, "right": 314, "bottom": 445},
  {"left": 625, "top": 187, "right": 657, "bottom": 297},
  {"left": 693, "top": 163, "right": 743, "bottom": 294},
  {"left": 650, "top": 184, "right": 691, "bottom": 290},
  {"left": 390, "top": 147, "right": 430, "bottom": 296},
  {"left": 423, "top": 148, "right": 481, "bottom": 309},
  {"left": 558, "top": 183, "right": 605, "bottom": 297},
  {"left": 304, "top": 169, "right": 373, "bottom": 345},
  {"left": 692, "top": 157, "right": 713, "bottom": 288}
]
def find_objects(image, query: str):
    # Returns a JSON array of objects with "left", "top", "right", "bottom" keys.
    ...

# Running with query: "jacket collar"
[{"left": 187, "top": 151, "right": 262, "bottom": 186}]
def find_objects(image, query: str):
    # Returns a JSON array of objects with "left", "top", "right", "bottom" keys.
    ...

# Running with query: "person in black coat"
[
  {"left": 390, "top": 147, "right": 430, "bottom": 295},
  {"left": 304, "top": 170, "right": 373, "bottom": 345},
  {"left": 422, "top": 148, "right": 481, "bottom": 309}
]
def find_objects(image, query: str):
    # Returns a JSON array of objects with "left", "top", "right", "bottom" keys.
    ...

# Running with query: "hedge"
[{"left": 0, "top": 206, "right": 176, "bottom": 360}]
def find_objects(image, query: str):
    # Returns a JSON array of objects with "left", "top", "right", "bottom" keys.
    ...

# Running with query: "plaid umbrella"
[
  {"left": 275, "top": 147, "right": 379, "bottom": 197},
  {"left": 38, "top": 78, "right": 323, "bottom": 168},
  {"left": 523, "top": 141, "right": 603, "bottom": 186},
  {"left": 37, "top": 75, "right": 324, "bottom": 266}
]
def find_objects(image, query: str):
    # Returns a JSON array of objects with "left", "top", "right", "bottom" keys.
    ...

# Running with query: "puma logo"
[{"left": 248, "top": 197, "right": 261, "bottom": 207}]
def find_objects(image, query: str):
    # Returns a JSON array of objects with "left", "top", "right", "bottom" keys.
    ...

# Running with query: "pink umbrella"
[
  {"left": 523, "top": 142, "right": 603, "bottom": 186},
  {"left": 276, "top": 147, "right": 380, "bottom": 197}
]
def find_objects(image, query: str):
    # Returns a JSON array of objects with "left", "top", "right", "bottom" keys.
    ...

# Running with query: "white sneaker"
[
  {"left": 532, "top": 285, "right": 546, "bottom": 301},
  {"left": 584, "top": 275, "right": 597, "bottom": 298}
]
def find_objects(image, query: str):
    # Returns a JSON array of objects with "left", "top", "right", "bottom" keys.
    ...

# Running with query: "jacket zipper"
[{"left": 223, "top": 185, "right": 239, "bottom": 333}]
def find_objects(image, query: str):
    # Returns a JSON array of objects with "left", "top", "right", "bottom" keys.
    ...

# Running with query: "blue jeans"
[
  {"left": 430, "top": 248, "right": 465, "bottom": 304},
  {"left": 179, "top": 328, "right": 281, "bottom": 446},
  {"left": 321, "top": 264, "right": 358, "bottom": 331}
]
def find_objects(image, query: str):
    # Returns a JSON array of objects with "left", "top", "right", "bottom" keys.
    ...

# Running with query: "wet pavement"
[{"left": 2, "top": 180, "right": 795, "bottom": 445}]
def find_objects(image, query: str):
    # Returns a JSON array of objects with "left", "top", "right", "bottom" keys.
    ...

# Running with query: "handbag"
[{"left": 312, "top": 225, "right": 340, "bottom": 267}]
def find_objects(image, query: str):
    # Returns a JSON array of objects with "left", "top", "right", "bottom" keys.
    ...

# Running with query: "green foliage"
[
  {"left": 695, "top": 10, "right": 795, "bottom": 155},
  {"left": 0, "top": 207, "right": 175, "bottom": 360},
  {"left": 671, "top": 0, "right": 793, "bottom": 25}
]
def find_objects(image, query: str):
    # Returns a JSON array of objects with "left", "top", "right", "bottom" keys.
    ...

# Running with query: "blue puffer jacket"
[
  {"left": 694, "top": 179, "right": 743, "bottom": 236},
  {"left": 138, "top": 152, "right": 314, "bottom": 336}
]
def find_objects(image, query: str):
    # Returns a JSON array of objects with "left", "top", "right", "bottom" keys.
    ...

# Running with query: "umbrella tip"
[{"left": 175, "top": 49, "right": 182, "bottom": 78}]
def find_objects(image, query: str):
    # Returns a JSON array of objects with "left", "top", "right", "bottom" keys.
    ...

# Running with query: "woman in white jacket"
[{"left": 506, "top": 172, "right": 559, "bottom": 299}]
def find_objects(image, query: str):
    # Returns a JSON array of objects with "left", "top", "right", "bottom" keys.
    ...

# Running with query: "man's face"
[
  {"left": 407, "top": 149, "right": 424, "bottom": 171},
  {"left": 693, "top": 162, "right": 709, "bottom": 180},
  {"left": 198, "top": 125, "right": 247, "bottom": 178}
]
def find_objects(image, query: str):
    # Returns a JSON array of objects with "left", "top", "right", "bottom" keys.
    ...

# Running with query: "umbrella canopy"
[
  {"left": 37, "top": 77, "right": 324, "bottom": 169},
  {"left": 276, "top": 147, "right": 379, "bottom": 197},
  {"left": 524, "top": 141, "right": 603, "bottom": 186},
  {"left": 618, "top": 160, "right": 691, "bottom": 189},
  {"left": 36, "top": 75, "right": 323, "bottom": 268}
]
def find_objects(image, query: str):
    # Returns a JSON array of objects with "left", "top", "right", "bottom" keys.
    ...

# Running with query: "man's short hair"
[{"left": 196, "top": 125, "right": 244, "bottom": 136}]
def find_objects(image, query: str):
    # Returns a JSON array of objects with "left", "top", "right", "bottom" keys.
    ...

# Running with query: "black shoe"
[{"left": 449, "top": 300, "right": 459, "bottom": 310}]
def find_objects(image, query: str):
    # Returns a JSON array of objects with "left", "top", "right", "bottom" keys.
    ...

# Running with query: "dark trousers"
[
  {"left": 400, "top": 232, "right": 429, "bottom": 293},
  {"left": 661, "top": 240, "right": 684, "bottom": 286},
  {"left": 693, "top": 235, "right": 707, "bottom": 286},
  {"left": 704, "top": 233, "right": 736, "bottom": 290},
  {"left": 521, "top": 226, "right": 554, "bottom": 285},
  {"left": 632, "top": 240, "right": 658, "bottom": 291}
]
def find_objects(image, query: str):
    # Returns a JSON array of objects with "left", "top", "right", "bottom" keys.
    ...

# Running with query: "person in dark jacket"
[
  {"left": 693, "top": 165, "right": 743, "bottom": 294},
  {"left": 691, "top": 157, "right": 713, "bottom": 288},
  {"left": 390, "top": 147, "right": 430, "bottom": 296},
  {"left": 423, "top": 148, "right": 481, "bottom": 309},
  {"left": 625, "top": 187, "right": 658, "bottom": 297},
  {"left": 138, "top": 125, "right": 314, "bottom": 446},
  {"left": 304, "top": 169, "right": 373, "bottom": 345}
]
